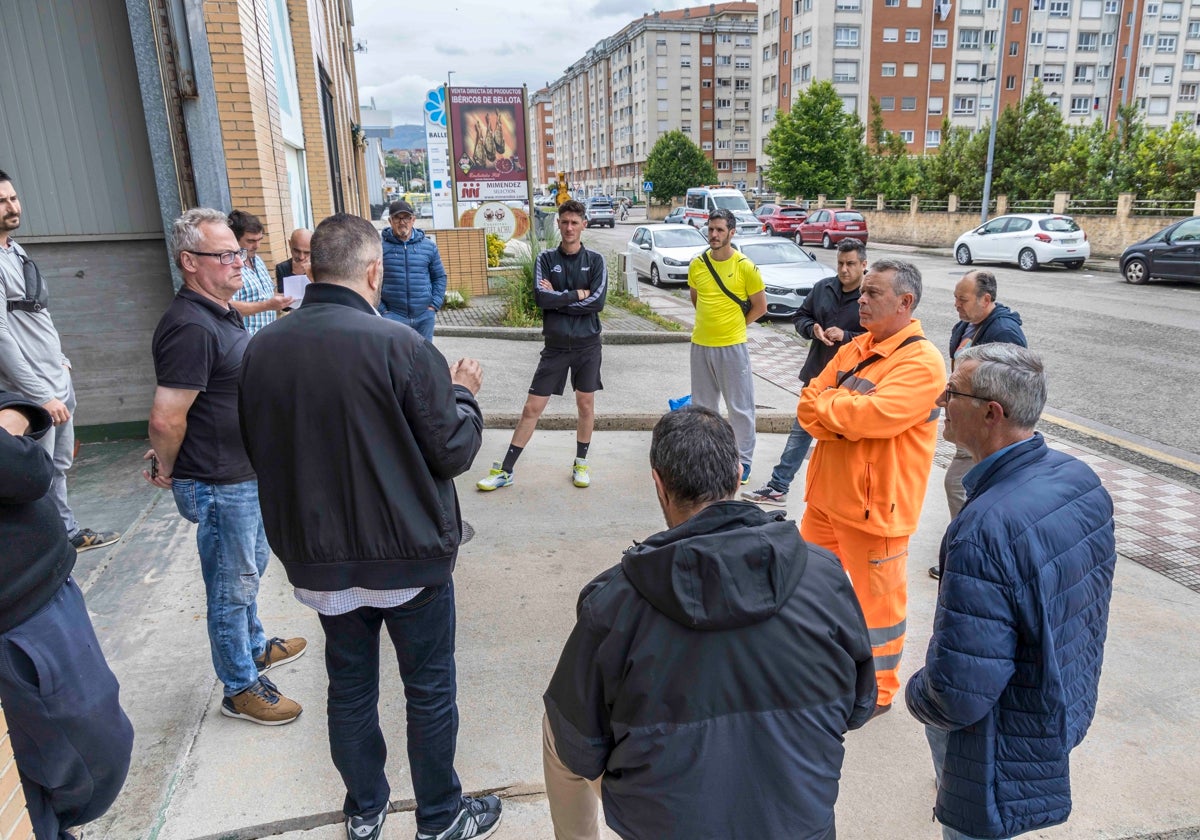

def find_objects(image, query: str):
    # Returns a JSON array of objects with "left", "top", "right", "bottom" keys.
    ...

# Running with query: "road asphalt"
[{"left": 62, "top": 293, "right": 1200, "bottom": 840}]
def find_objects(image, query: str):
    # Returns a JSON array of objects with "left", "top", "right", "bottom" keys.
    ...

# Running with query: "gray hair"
[
  {"left": 956, "top": 343, "right": 1046, "bottom": 428},
  {"left": 870, "top": 258, "right": 922, "bottom": 309},
  {"left": 171, "top": 208, "right": 231, "bottom": 269},
  {"left": 966, "top": 269, "right": 998, "bottom": 301},
  {"left": 310, "top": 213, "right": 383, "bottom": 285}
]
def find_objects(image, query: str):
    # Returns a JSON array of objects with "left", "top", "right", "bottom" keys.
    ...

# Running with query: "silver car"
[
  {"left": 626, "top": 224, "right": 710, "bottom": 286},
  {"left": 736, "top": 238, "right": 837, "bottom": 318}
]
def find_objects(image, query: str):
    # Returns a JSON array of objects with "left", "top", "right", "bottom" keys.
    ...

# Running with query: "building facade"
[
  {"left": 549, "top": 2, "right": 760, "bottom": 197},
  {"left": 0, "top": 0, "right": 367, "bottom": 427},
  {"left": 760, "top": 0, "right": 1195, "bottom": 157},
  {"left": 529, "top": 87, "right": 556, "bottom": 192}
]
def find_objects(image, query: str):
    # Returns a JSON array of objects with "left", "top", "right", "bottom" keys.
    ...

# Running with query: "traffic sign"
[{"left": 643, "top": 181, "right": 653, "bottom": 192}]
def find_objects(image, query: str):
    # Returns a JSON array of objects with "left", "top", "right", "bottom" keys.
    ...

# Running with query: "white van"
[{"left": 683, "top": 186, "right": 760, "bottom": 237}]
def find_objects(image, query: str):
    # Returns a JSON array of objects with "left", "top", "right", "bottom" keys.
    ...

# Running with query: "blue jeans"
[
  {"left": 767, "top": 418, "right": 814, "bottom": 494},
  {"left": 384, "top": 308, "right": 436, "bottom": 341},
  {"left": 926, "top": 726, "right": 1010, "bottom": 840},
  {"left": 318, "top": 582, "right": 462, "bottom": 834},
  {"left": 0, "top": 578, "right": 133, "bottom": 839},
  {"left": 172, "top": 478, "right": 269, "bottom": 696}
]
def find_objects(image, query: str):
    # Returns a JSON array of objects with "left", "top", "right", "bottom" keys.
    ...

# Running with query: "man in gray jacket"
[{"left": 0, "top": 170, "right": 120, "bottom": 552}]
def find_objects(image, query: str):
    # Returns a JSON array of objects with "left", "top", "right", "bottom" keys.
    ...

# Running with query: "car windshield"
[
  {"left": 739, "top": 241, "right": 809, "bottom": 265},
  {"left": 654, "top": 228, "right": 708, "bottom": 248},
  {"left": 1040, "top": 217, "right": 1080, "bottom": 233},
  {"left": 781, "top": 208, "right": 807, "bottom": 216},
  {"left": 590, "top": 199, "right": 612, "bottom": 208},
  {"left": 713, "top": 194, "right": 751, "bottom": 212},
  {"left": 835, "top": 212, "right": 864, "bottom": 222}
]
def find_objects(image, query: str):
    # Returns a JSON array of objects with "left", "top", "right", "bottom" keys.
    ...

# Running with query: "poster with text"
[
  {"left": 448, "top": 87, "right": 528, "bottom": 202},
  {"left": 423, "top": 88, "right": 455, "bottom": 229}
]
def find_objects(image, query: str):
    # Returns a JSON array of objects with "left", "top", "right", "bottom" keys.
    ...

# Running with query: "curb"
[
  {"left": 434, "top": 326, "right": 692, "bottom": 344},
  {"left": 481, "top": 411, "right": 797, "bottom": 433}
]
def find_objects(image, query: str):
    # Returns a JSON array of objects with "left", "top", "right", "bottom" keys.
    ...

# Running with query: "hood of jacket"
[
  {"left": 382, "top": 226, "right": 426, "bottom": 248},
  {"left": 983, "top": 302, "right": 1021, "bottom": 331},
  {"left": 620, "top": 500, "right": 808, "bottom": 631}
]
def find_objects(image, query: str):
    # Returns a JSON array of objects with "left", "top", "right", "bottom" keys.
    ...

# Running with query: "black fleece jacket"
[
  {"left": 238, "top": 283, "right": 483, "bottom": 591},
  {"left": 0, "top": 391, "right": 75, "bottom": 635}
]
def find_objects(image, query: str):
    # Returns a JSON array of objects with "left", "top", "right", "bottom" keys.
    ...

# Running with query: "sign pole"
[
  {"left": 445, "top": 83, "right": 459, "bottom": 227},
  {"left": 522, "top": 85, "right": 539, "bottom": 250}
]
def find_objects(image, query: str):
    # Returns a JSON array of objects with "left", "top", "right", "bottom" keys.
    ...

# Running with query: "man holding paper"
[{"left": 275, "top": 228, "right": 312, "bottom": 309}]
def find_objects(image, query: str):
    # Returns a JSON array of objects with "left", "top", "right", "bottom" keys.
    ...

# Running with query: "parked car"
[
  {"left": 584, "top": 197, "right": 616, "bottom": 228},
  {"left": 733, "top": 210, "right": 767, "bottom": 238},
  {"left": 954, "top": 213, "right": 1089, "bottom": 271},
  {"left": 755, "top": 203, "right": 808, "bottom": 237},
  {"left": 1119, "top": 216, "right": 1200, "bottom": 285},
  {"left": 663, "top": 206, "right": 688, "bottom": 224},
  {"left": 626, "top": 224, "right": 709, "bottom": 286},
  {"left": 735, "top": 238, "right": 837, "bottom": 318},
  {"left": 796, "top": 209, "right": 869, "bottom": 248}
]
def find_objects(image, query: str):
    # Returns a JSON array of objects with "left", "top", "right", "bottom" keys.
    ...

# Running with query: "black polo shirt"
[{"left": 151, "top": 286, "right": 255, "bottom": 484}]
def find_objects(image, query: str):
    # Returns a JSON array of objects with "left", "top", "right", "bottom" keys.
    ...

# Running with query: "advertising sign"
[
  {"left": 423, "top": 88, "right": 455, "bottom": 229},
  {"left": 448, "top": 87, "right": 528, "bottom": 203}
]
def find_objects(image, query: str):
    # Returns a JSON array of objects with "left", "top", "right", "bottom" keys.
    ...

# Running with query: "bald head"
[{"left": 288, "top": 228, "right": 312, "bottom": 275}]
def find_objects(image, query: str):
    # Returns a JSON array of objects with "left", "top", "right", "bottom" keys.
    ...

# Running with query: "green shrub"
[{"left": 499, "top": 229, "right": 560, "bottom": 327}]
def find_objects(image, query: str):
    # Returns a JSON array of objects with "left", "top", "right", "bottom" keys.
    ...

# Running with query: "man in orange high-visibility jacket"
[{"left": 797, "top": 257, "right": 946, "bottom": 714}]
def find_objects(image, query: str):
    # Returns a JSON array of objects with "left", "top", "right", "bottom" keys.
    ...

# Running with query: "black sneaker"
[
  {"left": 415, "top": 795, "right": 503, "bottom": 840},
  {"left": 928, "top": 565, "right": 941, "bottom": 580},
  {"left": 347, "top": 805, "right": 387, "bottom": 840},
  {"left": 69, "top": 528, "right": 121, "bottom": 552}
]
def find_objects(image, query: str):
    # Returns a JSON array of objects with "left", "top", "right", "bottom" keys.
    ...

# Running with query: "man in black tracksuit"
[
  {"left": 542, "top": 406, "right": 876, "bottom": 840},
  {"left": 475, "top": 199, "right": 607, "bottom": 492},
  {"left": 0, "top": 390, "right": 132, "bottom": 840},
  {"left": 743, "top": 237, "right": 868, "bottom": 506},
  {"left": 238, "top": 214, "right": 501, "bottom": 840}
]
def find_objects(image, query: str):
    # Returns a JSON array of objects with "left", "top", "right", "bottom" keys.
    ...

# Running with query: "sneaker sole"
[
  {"left": 219, "top": 703, "right": 301, "bottom": 726},
  {"left": 418, "top": 810, "right": 503, "bottom": 840},
  {"left": 475, "top": 480, "right": 512, "bottom": 492},
  {"left": 257, "top": 645, "right": 306, "bottom": 673},
  {"left": 74, "top": 537, "right": 121, "bottom": 553},
  {"left": 741, "top": 492, "right": 786, "bottom": 507}
]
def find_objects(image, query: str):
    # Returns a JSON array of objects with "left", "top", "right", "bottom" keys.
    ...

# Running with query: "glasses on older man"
[
  {"left": 187, "top": 248, "right": 247, "bottom": 265},
  {"left": 942, "top": 386, "right": 985, "bottom": 402}
]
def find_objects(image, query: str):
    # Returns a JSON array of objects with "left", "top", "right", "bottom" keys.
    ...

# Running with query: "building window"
[
  {"left": 1159, "top": 35, "right": 1178, "bottom": 52},
  {"left": 1078, "top": 32, "right": 1099, "bottom": 50},
  {"left": 1152, "top": 64, "right": 1174, "bottom": 83},
  {"left": 834, "top": 61, "right": 859, "bottom": 81},
  {"left": 1163, "top": 1, "right": 1182, "bottom": 19},
  {"left": 926, "top": 129, "right": 942, "bottom": 147},
  {"left": 984, "top": 29, "right": 999, "bottom": 46},
  {"left": 931, "top": 63, "right": 946, "bottom": 80},
  {"left": 1010, "top": 41, "right": 1020, "bottom": 55},
  {"left": 802, "top": 28, "right": 813, "bottom": 46},
  {"left": 734, "top": 140, "right": 750, "bottom": 151},
  {"left": 1046, "top": 31, "right": 1068, "bottom": 50},
  {"left": 959, "top": 29, "right": 981, "bottom": 49},
  {"left": 1188, "top": 20, "right": 1200, "bottom": 37},
  {"left": 1185, "top": 53, "right": 1199, "bottom": 70},
  {"left": 681, "top": 58, "right": 692, "bottom": 68},
  {"left": 882, "top": 62, "right": 897, "bottom": 76},
  {"left": 1042, "top": 64, "right": 1065, "bottom": 82},
  {"left": 1049, "top": 0, "right": 1071, "bottom": 15},
  {"left": 953, "top": 96, "right": 977, "bottom": 114},
  {"left": 882, "top": 28, "right": 899, "bottom": 42},
  {"left": 1030, "top": 31, "right": 1044, "bottom": 45},
  {"left": 733, "top": 161, "right": 748, "bottom": 173},
  {"left": 801, "top": 64, "right": 811, "bottom": 81},
  {"left": 1070, "top": 96, "right": 1091, "bottom": 114},
  {"left": 899, "top": 130, "right": 915, "bottom": 143},
  {"left": 1148, "top": 96, "right": 1170, "bottom": 115},
  {"left": 901, "top": 96, "right": 917, "bottom": 110},
  {"left": 836, "top": 0, "right": 862, "bottom": 8},
  {"left": 1074, "top": 63, "right": 1096, "bottom": 82},
  {"left": 956, "top": 61, "right": 980, "bottom": 81},
  {"left": 906, "top": 28, "right": 921, "bottom": 42},
  {"left": 1097, "top": 64, "right": 1112, "bottom": 78},
  {"left": 702, "top": 141, "right": 713, "bottom": 150},
  {"left": 929, "top": 96, "right": 944, "bottom": 113},
  {"left": 886, "top": 0, "right": 900, "bottom": 5},
  {"left": 904, "top": 62, "right": 919, "bottom": 76},
  {"left": 1013, "top": 7, "right": 1023, "bottom": 21},
  {"left": 881, "top": 96, "right": 896, "bottom": 110},
  {"left": 1181, "top": 82, "right": 1200, "bottom": 100},
  {"left": 841, "top": 95, "right": 858, "bottom": 113},
  {"left": 836, "top": 26, "right": 861, "bottom": 46}
]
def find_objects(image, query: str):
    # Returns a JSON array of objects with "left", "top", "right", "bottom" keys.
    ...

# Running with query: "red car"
[
  {"left": 796, "top": 209, "right": 869, "bottom": 248},
  {"left": 754, "top": 203, "right": 808, "bottom": 237}
]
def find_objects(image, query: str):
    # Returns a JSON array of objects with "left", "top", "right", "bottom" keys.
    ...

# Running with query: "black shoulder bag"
[
  {"left": 835, "top": 334, "right": 927, "bottom": 388},
  {"left": 700, "top": 251, "right": 751, "bottom": 315},
  {"left": 5, "top": 252, "right": 49, "bottom": 314}
]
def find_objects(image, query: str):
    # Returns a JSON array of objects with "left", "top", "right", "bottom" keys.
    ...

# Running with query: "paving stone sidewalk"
[{"left": 436, "top": 294, "right": 671, "bottom": 332}]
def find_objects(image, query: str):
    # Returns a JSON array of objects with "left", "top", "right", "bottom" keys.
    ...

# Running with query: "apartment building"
[
  {"left": 548, "top": 3, "right": 760, "bottom": 196},
  {"left": 759, "top": 0, "right": 1196, "bottom": 157},
  {"left": 529, "top": 87, "right": 556, "bottom": 190}
]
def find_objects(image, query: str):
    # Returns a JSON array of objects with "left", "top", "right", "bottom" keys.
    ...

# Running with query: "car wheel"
[
  {"left": 1065, "top": 259, "right": 1084, "bottom": 270},
  {"left": 650, "top": 264, "right": 662, "bottom": 287},
  {"left": 1018, "top": 248, "right": 1039, "bottom": 271},
  {"left": 955, "top": 244, "right": 973, "bottom": 266},
  {"left": 1123, "top": 257, "right": 1149, "bottom": 285},
  {"left": 822, "top": 233, "right": 833, "bottom": 249}
]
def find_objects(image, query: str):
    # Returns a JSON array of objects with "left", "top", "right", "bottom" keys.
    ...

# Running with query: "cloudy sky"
[{"left": 353, "top": 0, "right": 702, "bottom": 125}]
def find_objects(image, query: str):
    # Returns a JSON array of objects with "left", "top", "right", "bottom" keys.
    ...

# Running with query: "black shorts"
[{"left": 529, "top": 344, "right": 604, "bottom": 396}]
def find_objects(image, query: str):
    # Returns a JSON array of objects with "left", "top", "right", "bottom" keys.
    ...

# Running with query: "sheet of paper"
[{"left": 283, "top": 274, "right": 310, "bottom": 303}]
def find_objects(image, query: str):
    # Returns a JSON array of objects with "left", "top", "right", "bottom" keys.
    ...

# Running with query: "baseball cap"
[{"left": 388, "top": 199, "right": 415, "bottom": 218}]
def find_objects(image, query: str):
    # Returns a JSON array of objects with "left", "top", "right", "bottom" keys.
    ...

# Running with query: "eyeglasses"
[
  {"left": 942, "top": 386, "right": 985, "bottom": 402},
  {"left": 187, "top": 249, "right": 247, "bottom": 265}
]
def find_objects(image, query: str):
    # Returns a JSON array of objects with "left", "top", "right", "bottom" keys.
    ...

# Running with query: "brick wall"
[
  {"left": 203, "top": 0, "right": 292, "bottom": 266},
  {"left": 0, "top": 710, "right": 34, "bottom": 840},
  {"left": 429, "top": 228, "right": 489, "bottom": 296}
]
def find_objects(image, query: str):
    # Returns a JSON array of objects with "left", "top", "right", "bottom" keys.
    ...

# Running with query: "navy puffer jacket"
[
  {"left": 381, "top": 227, "right": 447, "bottom": 318},
  {"left": 906, "top": 433, "right": 1116, "bottom": 839}
]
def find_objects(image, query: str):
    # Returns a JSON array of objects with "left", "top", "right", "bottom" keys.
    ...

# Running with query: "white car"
[
  {"left": 735, "top": 238, "right": 837, "bottom": 318},
  {"left": 626, "top": 224, "right": 710, "bottom": 286},
  {"left": 954, "top": 213, "right": 1090, "bottom": 271}
]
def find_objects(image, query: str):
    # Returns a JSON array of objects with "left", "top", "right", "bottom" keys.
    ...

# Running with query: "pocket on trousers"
[
  {"left": 868, "top": 545, "right": 907, "bottom": 596},
  {"left": 172, "top": 479, "right": 199, "bottom": 523},
  {"left": 2, "top": 636, "right": 45, "bottom": 695},
  {"left": 398, "top": 585, "right": 442, "bottom": 612}
]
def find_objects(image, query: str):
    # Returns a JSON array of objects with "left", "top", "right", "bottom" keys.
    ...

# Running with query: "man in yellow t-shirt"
[{"left": 687, "top": 208, "right": 767, "bottom": 484}]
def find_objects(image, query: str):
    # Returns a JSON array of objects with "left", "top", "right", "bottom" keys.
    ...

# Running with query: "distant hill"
[{"left": 382, "top": 124, "right": 427, "bottom": 152}]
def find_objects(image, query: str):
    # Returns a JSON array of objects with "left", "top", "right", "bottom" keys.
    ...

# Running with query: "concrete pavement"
[{"left": 64, "top": 321, "right": 1200, "bottom": 839}]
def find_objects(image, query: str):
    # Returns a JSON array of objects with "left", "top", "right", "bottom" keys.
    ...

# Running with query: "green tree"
[
  {"left": 642, "top": 131, "right": 719, "bottom": 205},
  {"left": 922, "top": 119, "right": 986, "bottom": 200},
  {"left": 763, "top": 81, "right": 863, "bottom": 198},
  {"left": 989, "top": 83, "right": 1069, "bottom": 201},
  {"left": 385, "top": 154, "right": 404, "bottom": 181},
  {"left": 857, "top": 98, "right": 924, "bottom": 199}
]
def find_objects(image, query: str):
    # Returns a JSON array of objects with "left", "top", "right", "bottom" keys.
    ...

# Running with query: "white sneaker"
[
  {"left": 572, "top": 457, "right": 591, "bottom": 488},
  {"left": 476, "top": 462, "right": 514, "bottom": 491}
]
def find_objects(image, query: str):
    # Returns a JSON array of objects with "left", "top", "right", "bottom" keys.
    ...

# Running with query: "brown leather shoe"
[
  {"left": 255, "top": 636, "right": 307, "bottom": 672},
  {"left": 220, "top": 678, "right": 301, "bottom": 726}
]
